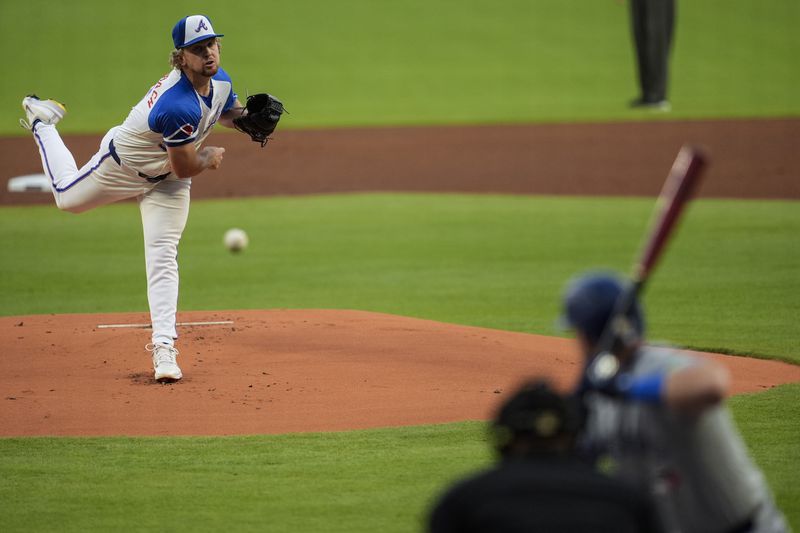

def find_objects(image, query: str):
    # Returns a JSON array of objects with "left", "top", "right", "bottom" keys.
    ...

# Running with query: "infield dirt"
[
  {"left": 2, "top": 118, "right": 798, "bottom": 205},
  {"left": 3, "top": 310, "right": 800, "bottom": 437}
]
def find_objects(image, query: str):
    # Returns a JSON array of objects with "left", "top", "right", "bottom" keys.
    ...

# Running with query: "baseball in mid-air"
[{"left": 224, "top": 228, "right": 249, "bottom": 253}]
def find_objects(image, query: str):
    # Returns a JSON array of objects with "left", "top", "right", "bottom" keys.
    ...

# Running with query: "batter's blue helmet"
[{"left": 560, "top": 272, "right": 645, "bottom": 344}]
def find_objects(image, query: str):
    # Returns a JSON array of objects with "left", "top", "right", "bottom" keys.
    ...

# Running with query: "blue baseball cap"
[
  {"left": 559, "top": 272, "right": 645, "bottom": 344},
  {"left": 172, "top": 15, "right": 224, "bottom": 49}
]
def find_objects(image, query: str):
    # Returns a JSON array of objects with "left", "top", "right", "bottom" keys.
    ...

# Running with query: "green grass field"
[
  {"left": 1, "top": 0, "right": 798, "bottom": 133},
  {"left": 2, "top": 194, "right": 799, "bottom": 361},
  {"left": 2, "top": 0, "right": 798, "bottom": 530},
  {"left": 1, "top": 194, "right": 798, "bottom": 529},
  {"left": 1, "top": 384, "right": 798, "bottom": 532}
]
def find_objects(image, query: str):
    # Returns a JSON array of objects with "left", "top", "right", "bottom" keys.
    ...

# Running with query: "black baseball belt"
[{"left": 108, "top": 139, "right": 171, "bottom": 183}]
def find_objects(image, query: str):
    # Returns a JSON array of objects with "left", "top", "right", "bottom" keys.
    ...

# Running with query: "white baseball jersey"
[
  {"left": 29, "top": 66, "right": 237, "bottom": 349},
  {"left": 112, "top": 68, "right": 237, "bottom": 177}
]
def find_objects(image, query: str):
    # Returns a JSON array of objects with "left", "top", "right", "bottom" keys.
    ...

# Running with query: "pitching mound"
[{"left": 2, "top": 309, "right": 799, "bottom": 437}]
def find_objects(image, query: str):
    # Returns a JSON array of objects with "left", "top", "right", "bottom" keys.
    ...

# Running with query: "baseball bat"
[
  {"left": 632, "top": 145, "right": 707, "bottom": 287},
  {"left": 585, "top": 145, "right": 708, "bottom": 384}
]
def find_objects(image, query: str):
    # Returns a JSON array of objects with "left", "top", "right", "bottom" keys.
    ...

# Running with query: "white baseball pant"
[{"left": 31, "top": 124, "right": 191, "bottom": 346}]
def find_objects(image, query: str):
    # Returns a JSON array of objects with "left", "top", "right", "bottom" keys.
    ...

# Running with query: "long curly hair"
[{"left": 169, "top": 38, "right": 221, "bottom": 70}]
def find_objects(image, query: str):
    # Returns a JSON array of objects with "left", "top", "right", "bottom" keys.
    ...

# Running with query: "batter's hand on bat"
[{"left": 583, "top": 352, "right": 670, "bottom": 404}]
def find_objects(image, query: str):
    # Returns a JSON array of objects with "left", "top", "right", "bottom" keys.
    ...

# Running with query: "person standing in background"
[{"left": 628, "top": 0, "right": 675, "bottom": 111}]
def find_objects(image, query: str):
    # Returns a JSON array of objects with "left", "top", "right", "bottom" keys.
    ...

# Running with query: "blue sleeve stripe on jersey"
[
  {"left": 164, "top": 137, "right": 195, "bottom": 147},
  {"left": 163, "top": 135, "right": 197, "bottom": 144},
  {"left": 162, "top": 122, "right": 199, "bottom": 144}
]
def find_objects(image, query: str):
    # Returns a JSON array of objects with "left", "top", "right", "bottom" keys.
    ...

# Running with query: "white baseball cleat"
[
  {"left": 20, "top": 94, "right": 67, "bottom": 130},
  {"left": 147, "top": 343, "right": 183, "bottom": 382}
]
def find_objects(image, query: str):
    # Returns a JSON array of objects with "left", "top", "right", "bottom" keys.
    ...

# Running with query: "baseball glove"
[{"left": 233, "top": 93, "right": 285, "bottom": 147}]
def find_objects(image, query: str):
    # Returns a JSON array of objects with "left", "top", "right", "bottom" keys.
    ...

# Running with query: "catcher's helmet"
[
  {"left": 491, "top": 380, "right": 584, "bottom": 457},
  {"left": 560, "top": 272, "right": 645, "bottom": 345}
]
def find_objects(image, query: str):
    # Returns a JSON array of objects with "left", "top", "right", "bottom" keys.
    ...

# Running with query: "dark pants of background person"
[{"left": 630, "top": 0, "right": 675, "bottom": 103}]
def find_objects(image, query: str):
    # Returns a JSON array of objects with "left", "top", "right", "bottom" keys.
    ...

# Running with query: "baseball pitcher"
[{"left": 20, "top": 14, "right": 283, "bottom": 382}]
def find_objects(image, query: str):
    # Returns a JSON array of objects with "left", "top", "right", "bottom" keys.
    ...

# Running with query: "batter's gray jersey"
[{"left": 582, "top": 346, "right": 788, "bottom": 533}]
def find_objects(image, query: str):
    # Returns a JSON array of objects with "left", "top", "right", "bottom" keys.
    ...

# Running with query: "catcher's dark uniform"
[
  {"left": 630, "top": 0, "right": 675, "bottom": 105},
  {"left": 428, "top": 456, "right": 659, "bottom": 533}
]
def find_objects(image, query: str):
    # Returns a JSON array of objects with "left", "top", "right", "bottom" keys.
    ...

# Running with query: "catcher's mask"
[
  {"left": 559, "top": 272, "right": 645, "bottom": 347},
  {"left": 490, "top": 380, "right": 584, "bottom": 458}
]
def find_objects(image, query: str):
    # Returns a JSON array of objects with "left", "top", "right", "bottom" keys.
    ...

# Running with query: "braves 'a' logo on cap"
[
  {"left": 195, "top": 19, "right": 209, "bottom": 33},
  {"left": 180, "top": 124, "right": 195, "bottom": 136}
]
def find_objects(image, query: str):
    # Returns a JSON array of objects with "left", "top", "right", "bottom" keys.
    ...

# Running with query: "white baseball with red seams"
[{"left": 224, "top": 228, "right": 249, "bottom": 252}]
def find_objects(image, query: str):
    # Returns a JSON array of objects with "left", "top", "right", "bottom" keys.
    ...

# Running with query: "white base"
[{"left": 7, "top": 173, "right": 51, "bottom": 193}]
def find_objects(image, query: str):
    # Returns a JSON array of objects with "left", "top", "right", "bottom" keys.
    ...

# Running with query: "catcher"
[{"left": 428, "top": 380, "right": 659, "bottom": 532}]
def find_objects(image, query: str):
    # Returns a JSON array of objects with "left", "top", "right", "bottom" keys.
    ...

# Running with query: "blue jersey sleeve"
[
  {"left": 148, "top": 90, "right": 202, "bottom": 147},
  {"left": 214, "top": 68, "right": 238, "bottom": 112}
]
